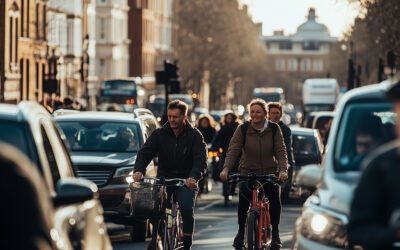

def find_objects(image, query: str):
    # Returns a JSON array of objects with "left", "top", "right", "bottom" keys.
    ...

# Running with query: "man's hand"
[
  {"left": 278, "top": 171, "right": 288, "bottom": 182},
  {"left": 219, "top": 168, "right": 229, "bottom": 182},
  {"left": 185, "top": 177, "right": 198, "bottom": 189},
  {"left": 133, "top": 172, "right": 143, "bottom": 182}
]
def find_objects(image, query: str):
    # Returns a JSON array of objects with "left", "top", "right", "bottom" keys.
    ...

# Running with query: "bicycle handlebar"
[
  {"left": 139, "top": 176, "right": 187, "bottom": 187},
  {"left": 228, "top": 173, "right": 279, "bottom": 184}
]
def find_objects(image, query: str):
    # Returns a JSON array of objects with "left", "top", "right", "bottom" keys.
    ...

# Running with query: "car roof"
[
  {"left": 0, "top": 101, "right": 51, "bottom": 122},
  {"left": 339, "top": 79, "right": 392, "bottom": 104},
  {"left": 53, "top": 111, "right": 139, "bottom": 123},
  {"left": 290, "top": 127, "right": 316, "bottom": 135}
]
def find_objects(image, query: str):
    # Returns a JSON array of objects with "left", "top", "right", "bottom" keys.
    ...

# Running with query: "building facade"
[
  {"left": 261, "top": 8, "right": 338, "bottom": 105},
  {"left": 1, "top": 0, "right": 48, "bottom": 103},
  {"left": 128, "top": 0, "right": 177, "bottom": 90}
]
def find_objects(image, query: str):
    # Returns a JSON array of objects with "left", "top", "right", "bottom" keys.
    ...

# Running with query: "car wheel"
[{"left": 130, "top": 219, "right": 148, "bottom": 242}]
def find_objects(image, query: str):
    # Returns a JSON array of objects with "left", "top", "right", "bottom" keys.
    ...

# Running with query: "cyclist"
[
  {"left": 267, "top": 102, "right": 294, "bottom": 199},
  {"left": 197, "top": 114, "right": 217, "bottom": 144},
  {"left": 133, "top": 100, "right": 207, "bottom": 250},
  {"left": 348, "top": 78, "right": 400, "bottom": 250},
  {"left": 220, "top": 98, "right": 288, "bottom": 250}
]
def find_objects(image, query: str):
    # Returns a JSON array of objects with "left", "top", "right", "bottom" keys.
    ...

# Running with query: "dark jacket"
[
  {"left": 134, "top": 121, "right": 208, "bottom": 180},
  {"left": 278, "top": 121, "right": 294, "bottom": 167},
  {"left": 348, "top": 140, "right": 400, "bottom": 250},
  {"left": 197, "top": 126, "right": 216, "bottom": 144},
  {"left": 211, "top": 122, "right": 239, "bottom": 169}
]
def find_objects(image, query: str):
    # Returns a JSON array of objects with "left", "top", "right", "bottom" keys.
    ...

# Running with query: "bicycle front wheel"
[{"left": 246, "top": 210, "right": 259, "bottom": 250}]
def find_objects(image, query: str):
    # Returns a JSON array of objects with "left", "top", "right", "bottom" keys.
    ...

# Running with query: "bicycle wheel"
[
  {"left": 173, "top": 208, "right": 184, "bottom": 249},
  {"left": 246, "top": 210, "right": 259, "bottom": 250}
]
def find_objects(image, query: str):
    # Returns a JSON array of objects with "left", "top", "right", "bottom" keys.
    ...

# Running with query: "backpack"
[{"left": 240, "top": 120, "right": 278, "bottom": 147}]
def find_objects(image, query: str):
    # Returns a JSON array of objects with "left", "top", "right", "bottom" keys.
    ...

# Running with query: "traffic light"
[
  {"left": 169, "top": 80, "right": 180, "bottom": 94},
  {"left": 164, "top": 61, "right": 180, "bottom": 94}
]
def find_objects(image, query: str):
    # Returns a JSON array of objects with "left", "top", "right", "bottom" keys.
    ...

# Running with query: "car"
[
  {"left": 0, "top": 102, "right": 112, "bottom": 250},
  {"left": 311, "top": 111, "right": 335, "bottom": 147},
  {"left": 53, "top": 111, "right": 157, "bottom": 241},
  {"left": 292, "top": 80, "right": 396, "bottom": 249},
  {"left": 290, "top": 127, "right": 324, "bottom": 197}
]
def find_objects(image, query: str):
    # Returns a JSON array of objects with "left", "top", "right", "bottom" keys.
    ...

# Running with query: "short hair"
[
  {"left": 267, "top": 102, "right": 284, "bottom": 117},
  {"left": 248, "top": 98, "right": 268, "bottom": 115},
  {"left": 167, "top": 100, "right": 188, "bottom": 116},
  {"left": 355, "top": 114, "right": 384, "bottom": 140}
]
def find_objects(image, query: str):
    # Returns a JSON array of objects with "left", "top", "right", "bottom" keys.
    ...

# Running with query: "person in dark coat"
[
  {"left": 267, "top": 102, "right": 294, "bottom": 199},
  {"left": 197, "top": 114, "right": 217, "bottom": 144},
  {"left": 348, "top": 77, "right": 400, "bottom": 250},
  {"left": 133, "top": 100, "right": 208, "bottom": 250}
]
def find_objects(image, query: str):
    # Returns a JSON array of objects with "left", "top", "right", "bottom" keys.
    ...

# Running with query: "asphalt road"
[{"left": 111, "top": 182, "right": 303, "bottom": 250}]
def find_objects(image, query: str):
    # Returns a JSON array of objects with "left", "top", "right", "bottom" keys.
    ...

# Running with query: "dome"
[{"left": 293, "top": 8, "right": 333, "bottom": 41}]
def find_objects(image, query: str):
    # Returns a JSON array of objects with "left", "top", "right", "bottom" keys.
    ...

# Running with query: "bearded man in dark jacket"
[{"left": 133, "top": 100, "right": 207, "bottom": 250}]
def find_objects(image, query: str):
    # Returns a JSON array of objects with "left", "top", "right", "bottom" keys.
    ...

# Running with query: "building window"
[
  {"left": 279, "top": 41, "right": 292, "bottom": 50},
  {"left": 9, "top": 17, "right": 13, "bottom": 64},
  {"left": 300, "top": 59, "right": 311, "bottom": 72},
  {"left": 21, "top": 0, "right": 24, "bottom": 36},
  {"left": 288, "top": 58, "right": 298, "bottom": 71},
  {"left": 42, "top": 5, "right": 46, "bottom": 40},
  {"left": 275, "top": 59, "right": 285, "bottom": 71},
  {"left": 26, "top": 59, "right": 30, "bottom": 100},
  {"left": 27, "top": 0, "right": 30, "bottom": 37},
  {"left": 100, "top": 18, "right": 106, "bottom": 40},
  {"left": 20, "top": 59, "right": 24, "bottom": 100},
  {"left": 313, "top": 59, "right": 323, "bottom": 72},
  {"left": 36, "top": 3, "right": 39, "bottom": 39},
  {"left": 303, "top": 41, "right": 319, "bottom": 51},
  {"left": 99, "top": 59, "right": 105, "bottom": 75},
  {"left": 35, "top": 62, "right": 39, "bottom": 100}
]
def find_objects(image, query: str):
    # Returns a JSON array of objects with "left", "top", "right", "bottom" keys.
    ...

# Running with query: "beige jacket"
[{"left": 223, "top": 121, "right": 288, "bottom": 175}]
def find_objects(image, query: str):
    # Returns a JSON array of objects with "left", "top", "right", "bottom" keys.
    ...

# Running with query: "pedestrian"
[
  {"left": 196, "top": 114, "right": 217, "bottom": 144},
  {"left": 267, "top": 102, "right": 294, "bottom": 199},
  {"left": 348, "top": 78, "right": 400, "bottom": 250},
  {"left": 220, "top": 98, "right": 288, "bottom": 250},
  {"left": 133, "top": 100, "right": 208, "bottom": 250}
]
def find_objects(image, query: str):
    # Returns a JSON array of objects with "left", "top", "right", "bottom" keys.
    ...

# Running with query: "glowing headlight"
[
  {"left": 310, "top": 214, "right": 328, "bottom": 234},
  {"left": 114, "top": 167, "right": 134, "bottom": 177},
  {"left": 300, "top": 202, "right": 348, "bottom": 248}
]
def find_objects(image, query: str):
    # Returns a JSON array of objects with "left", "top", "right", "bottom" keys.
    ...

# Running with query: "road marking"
[{"left": 198, "top": 199, "right": 221, "bottom": 210}]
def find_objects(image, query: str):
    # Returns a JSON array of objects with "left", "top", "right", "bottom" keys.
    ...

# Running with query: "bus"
[
  {"left": 99, "top": 79, "right": 147, "bottom": 111},
  {"left": 253, "top": 87, "right": 285, "bottom": 104}
]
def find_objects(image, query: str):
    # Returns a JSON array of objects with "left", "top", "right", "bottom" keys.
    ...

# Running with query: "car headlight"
[
  {"left": 300, "top": 201, "right": 349, "bottom": 248},
  {"left": 114, "top": 166, "right": 134, "bottom": 178}
]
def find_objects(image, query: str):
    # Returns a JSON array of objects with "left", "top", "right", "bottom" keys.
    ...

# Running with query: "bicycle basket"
[{"left": 130, "top": 182, "right": 166, "bottom": 218}]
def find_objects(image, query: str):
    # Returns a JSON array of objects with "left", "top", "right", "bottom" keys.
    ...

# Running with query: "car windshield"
[
  {"left": 0, "top": 121, "right": 31, "bottom": 157},
  {"left": 57, "top": 121, "right": 141, "bottom": 152},
  {"left": 293, "top": 134, "right": 316, "bottom": 156},
  {"left": 335, "top": 102, "right": 396, "bottom": 171}
]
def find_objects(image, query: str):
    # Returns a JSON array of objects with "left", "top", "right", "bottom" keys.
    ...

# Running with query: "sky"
[{"left": 241, "top": 0, "right": 361, "bottom": 39}]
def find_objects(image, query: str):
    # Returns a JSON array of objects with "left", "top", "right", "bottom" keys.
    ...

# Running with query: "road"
[{"left": 111, "top": 182, "right": 302, "bottom": 250}]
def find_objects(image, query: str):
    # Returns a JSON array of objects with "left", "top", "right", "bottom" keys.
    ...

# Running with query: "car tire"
[{"left": 130, "top": 219, "right": 148, "bottom": 242}]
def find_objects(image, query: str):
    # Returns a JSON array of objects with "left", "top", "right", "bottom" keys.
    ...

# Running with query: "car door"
[{"left": 39, "top": 117, "right": 111, "bottom": 250}]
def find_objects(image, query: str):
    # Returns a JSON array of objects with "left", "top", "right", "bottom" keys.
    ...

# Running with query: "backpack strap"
[
  {"left": 269, "top": 121, "right": 278, "bottom": 150},
  {"left": 241, "top": 121, "right": 250, "bottom": 147}
]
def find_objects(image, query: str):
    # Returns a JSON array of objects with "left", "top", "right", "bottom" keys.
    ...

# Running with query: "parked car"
[
  {"left": 290, "top": 127, "right": 324, "bottom": 197},
  {"left": 292, "top": 80, "right": 396, "bottom": 249},
  {"left": 54, "top": 111, "right": 157, "bottom": 241},
  {"left": 0, "top": 102, "right": 112, "bottom": 250}
]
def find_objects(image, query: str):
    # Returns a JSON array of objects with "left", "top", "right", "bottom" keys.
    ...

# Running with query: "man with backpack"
[{"left": 220, "top": 99, "right": 288, "bottom": 250}]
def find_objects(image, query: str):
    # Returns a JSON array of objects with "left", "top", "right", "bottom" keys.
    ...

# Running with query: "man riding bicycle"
[{"left": 133, "top": 100, "right": 208, "bottom": 250}]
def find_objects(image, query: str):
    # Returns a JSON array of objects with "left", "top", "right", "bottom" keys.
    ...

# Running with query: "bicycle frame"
[{"left": 250, "top": 184, "right": 271, "bottom": 249}]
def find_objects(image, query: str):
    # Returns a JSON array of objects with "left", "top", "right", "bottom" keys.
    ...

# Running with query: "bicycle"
[
  {"left": 228, "top": 173, "right": 279, "bottom": 250},
  {"left": 136, "top": 176, "right": 186, "bottom": 250}
]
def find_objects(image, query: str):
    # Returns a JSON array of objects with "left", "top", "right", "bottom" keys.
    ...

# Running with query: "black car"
[
  {"left": 54, "top": 111, "right": 157, "bottom": 241},
  {"left": 0, "top": 102, "right": 112, "bottom": 250},
  {"left": 291, "top": 127, "right": 324, "bottom": 196}
]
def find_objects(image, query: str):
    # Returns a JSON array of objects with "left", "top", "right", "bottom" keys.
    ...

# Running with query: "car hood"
[
  {"left": 70, "top": 152, "right": 137, "bottom": 167},
  {"left": 317, "top": 171, "right": 362, "bottom": 216}
]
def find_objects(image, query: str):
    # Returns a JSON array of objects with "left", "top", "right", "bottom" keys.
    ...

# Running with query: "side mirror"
[
  {"left": 297, "top": 164, "right": 322, "bottom": 188},
  {"left": 53, "top": 177, "right": 98, "bottom": 207}
]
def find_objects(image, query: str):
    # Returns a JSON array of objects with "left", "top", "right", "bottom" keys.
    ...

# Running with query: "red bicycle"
[{"left": 228, "top": 173, "right": 279, "bottom": 250}]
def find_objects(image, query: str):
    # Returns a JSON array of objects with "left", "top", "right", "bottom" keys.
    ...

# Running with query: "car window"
[
  {"left": 0, "top": 121, "right": 40, "bottom": 169},
  {"left": 57, "top": 121, "right": 141, "bottom": 152},
  {"left": 293, "top": 133, "right": 317, "bottom": 156},
  {"left": 335, "top": 102, "right": 395, "bottom": 171},
  {"left": 41, "top": 125, "right": 61, "bottom": 187}
]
